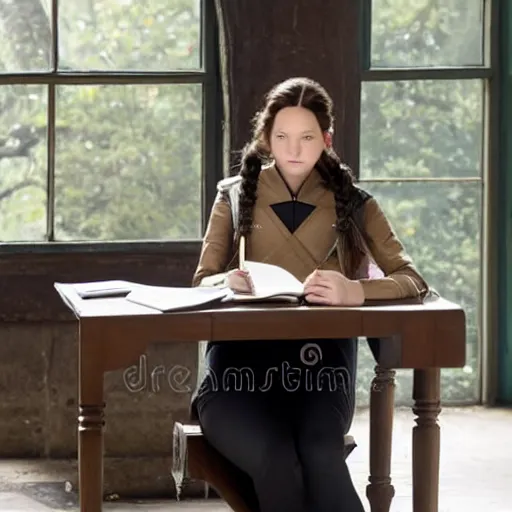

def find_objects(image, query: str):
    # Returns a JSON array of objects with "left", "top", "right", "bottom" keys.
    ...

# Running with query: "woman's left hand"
[{"left": 303, "top": 270, "right": 365, "bottom": 306}]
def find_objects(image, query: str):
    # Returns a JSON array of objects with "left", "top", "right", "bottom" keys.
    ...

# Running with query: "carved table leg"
[
  {"left": 366, "top": 365, "right": 395, "bottom": 512},
  {"left": 412, "top": 368, "right": 441, "bottom": 512},
  {"left": 78, "top": 326, "right": 106, "bottom": 512}
]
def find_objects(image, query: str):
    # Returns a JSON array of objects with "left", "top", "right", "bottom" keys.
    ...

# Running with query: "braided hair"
[
  {"left": 236, "top": 77, "right": 367, "bottom": 277},
  {"left": 315, "top": 149, "right": 367, "bottom": 277}
]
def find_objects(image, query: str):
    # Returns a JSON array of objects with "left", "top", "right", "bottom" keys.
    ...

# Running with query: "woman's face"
[{"left": 269, "top": 106, "right": 328, "bottom": 182}]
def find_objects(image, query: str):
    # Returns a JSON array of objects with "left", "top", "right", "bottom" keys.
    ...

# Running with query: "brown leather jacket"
[{"left": 192, "top": 164, "right": 428, "bottom": 301}]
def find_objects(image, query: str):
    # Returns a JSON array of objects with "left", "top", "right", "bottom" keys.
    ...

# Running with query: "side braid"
[
  {"left": 316, "top": 150, "right": 367, "bottom": 277},
  {"left": 237, "top": 143, "right": 263, "bottom": 237}
]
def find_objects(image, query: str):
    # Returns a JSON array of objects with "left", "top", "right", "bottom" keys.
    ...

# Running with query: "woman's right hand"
[{"left": 226, "top": 269, "right": 255, "bottom": 294}]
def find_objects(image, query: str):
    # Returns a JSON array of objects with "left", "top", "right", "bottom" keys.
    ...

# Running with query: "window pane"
[
  {"left": 360, "top": 80, "right": 483, "bottom": 179},
  {"left": 0, "top": 85, "right": 47, "bottom": 241},
  {"left": 371, "top": 0, "right": 484, "bottom": 67},
  {"left": 55, "top": 84, "right": 202, "bottom": 241},
  {"left": 59, "top": 0, "right": 201, "bottom": 71},
  {"left": 356, "top": 181, "right": 481, "bottom": 405},
  {"left": 0, "top": 0, "right": 52, "bottom": 72}
]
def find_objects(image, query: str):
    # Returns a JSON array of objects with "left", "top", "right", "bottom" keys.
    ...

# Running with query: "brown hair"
[{"left": 237, "top": 77, "right": 367, "bottom": 277}]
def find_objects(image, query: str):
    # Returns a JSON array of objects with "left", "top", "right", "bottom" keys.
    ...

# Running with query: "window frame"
[
  {"left": 359, "top": 0, "right": 500, "bottom": 405},
  {"left": 0, "top": 0, "right": 223, "bottom": 254},
  {"left": 496, "top": 0, "right": 512, "bottom": 404}
]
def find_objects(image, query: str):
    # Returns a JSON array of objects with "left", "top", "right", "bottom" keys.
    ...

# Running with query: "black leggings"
[{"left": 194, "top": 339, "right": 365, "bottom": 512}]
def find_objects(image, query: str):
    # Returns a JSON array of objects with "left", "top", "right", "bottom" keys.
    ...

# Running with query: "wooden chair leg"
[{"left": 366, "top": 365, "right": 396, "bottom": 512}]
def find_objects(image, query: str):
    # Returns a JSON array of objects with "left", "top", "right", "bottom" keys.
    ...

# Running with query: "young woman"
[{"left": 190, "top": 77, "right": 429, "bottom": 512}]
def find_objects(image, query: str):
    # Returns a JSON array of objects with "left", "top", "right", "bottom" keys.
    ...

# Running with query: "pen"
[{"left": 239, "top": 235, "right": 246, "bottom": 271}]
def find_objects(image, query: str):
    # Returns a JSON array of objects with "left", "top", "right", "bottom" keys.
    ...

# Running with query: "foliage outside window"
[
  {"left": 355, "top": 0, "right": 487, "bottom": 406},
  {"left": 0, "top": 0, "right": 205, "bottom": 243}
]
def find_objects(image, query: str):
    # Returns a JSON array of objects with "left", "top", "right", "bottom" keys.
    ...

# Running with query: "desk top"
[
  {"left": 55, "top": 282, "right": 466, "bottom": 369},
  {"left": 54, "top": 282, "right": 462, "bottom": 319}
]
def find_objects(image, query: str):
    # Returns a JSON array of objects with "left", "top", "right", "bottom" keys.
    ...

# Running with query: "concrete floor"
[{"left": 1, "top": 406, "right": 511, "bottom": 511}]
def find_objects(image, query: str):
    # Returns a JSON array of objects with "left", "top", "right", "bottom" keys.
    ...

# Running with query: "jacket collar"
[{"left": 258, "top": 163, "right": 330, "bottom": 205}]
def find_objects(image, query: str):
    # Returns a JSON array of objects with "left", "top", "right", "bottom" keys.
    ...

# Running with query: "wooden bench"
[{"left": 172, "top": 421, "right": 357, "bottom": 512}]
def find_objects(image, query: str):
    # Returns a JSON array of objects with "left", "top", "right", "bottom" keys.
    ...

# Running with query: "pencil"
[{"left": 239, "top": 235, "right": 246, "bottom": 270}]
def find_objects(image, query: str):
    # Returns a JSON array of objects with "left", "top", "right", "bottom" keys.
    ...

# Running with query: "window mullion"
[
  {"left": 360, "top": 0, "right": 372, "bottom": 72},
  {"left": 46, "top": 84, "right": 56, "bottom": 242},
  {"left": 51, "top": 0, "right": 59, "bottom": 72},
  {"left": 201, "top": 0, "right": 223, "bottom": 232},
  {"left": 46, "top": 0, "right": 59, "bottom": 241}
]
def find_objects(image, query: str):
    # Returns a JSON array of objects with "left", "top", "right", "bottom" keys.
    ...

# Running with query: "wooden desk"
[{"left": 54, "top": 283, "right": 465, "bottom": 512}]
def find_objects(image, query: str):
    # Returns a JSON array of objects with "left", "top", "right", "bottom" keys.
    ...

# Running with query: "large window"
[
  {"left": 0, "top": 0, "right": 218, "bottom": 244},
  {"left": 356, "top": 0, "right": 489, "bottom": 405}
]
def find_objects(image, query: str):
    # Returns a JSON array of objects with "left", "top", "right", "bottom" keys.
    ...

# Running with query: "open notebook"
[{"left": 224, "top": 260, "right": 304, "bottom": 302}]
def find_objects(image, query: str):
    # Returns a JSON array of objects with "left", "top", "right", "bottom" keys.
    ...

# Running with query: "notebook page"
[{"left": 244, "top": 261, "right": 304, "bottom": 297}]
